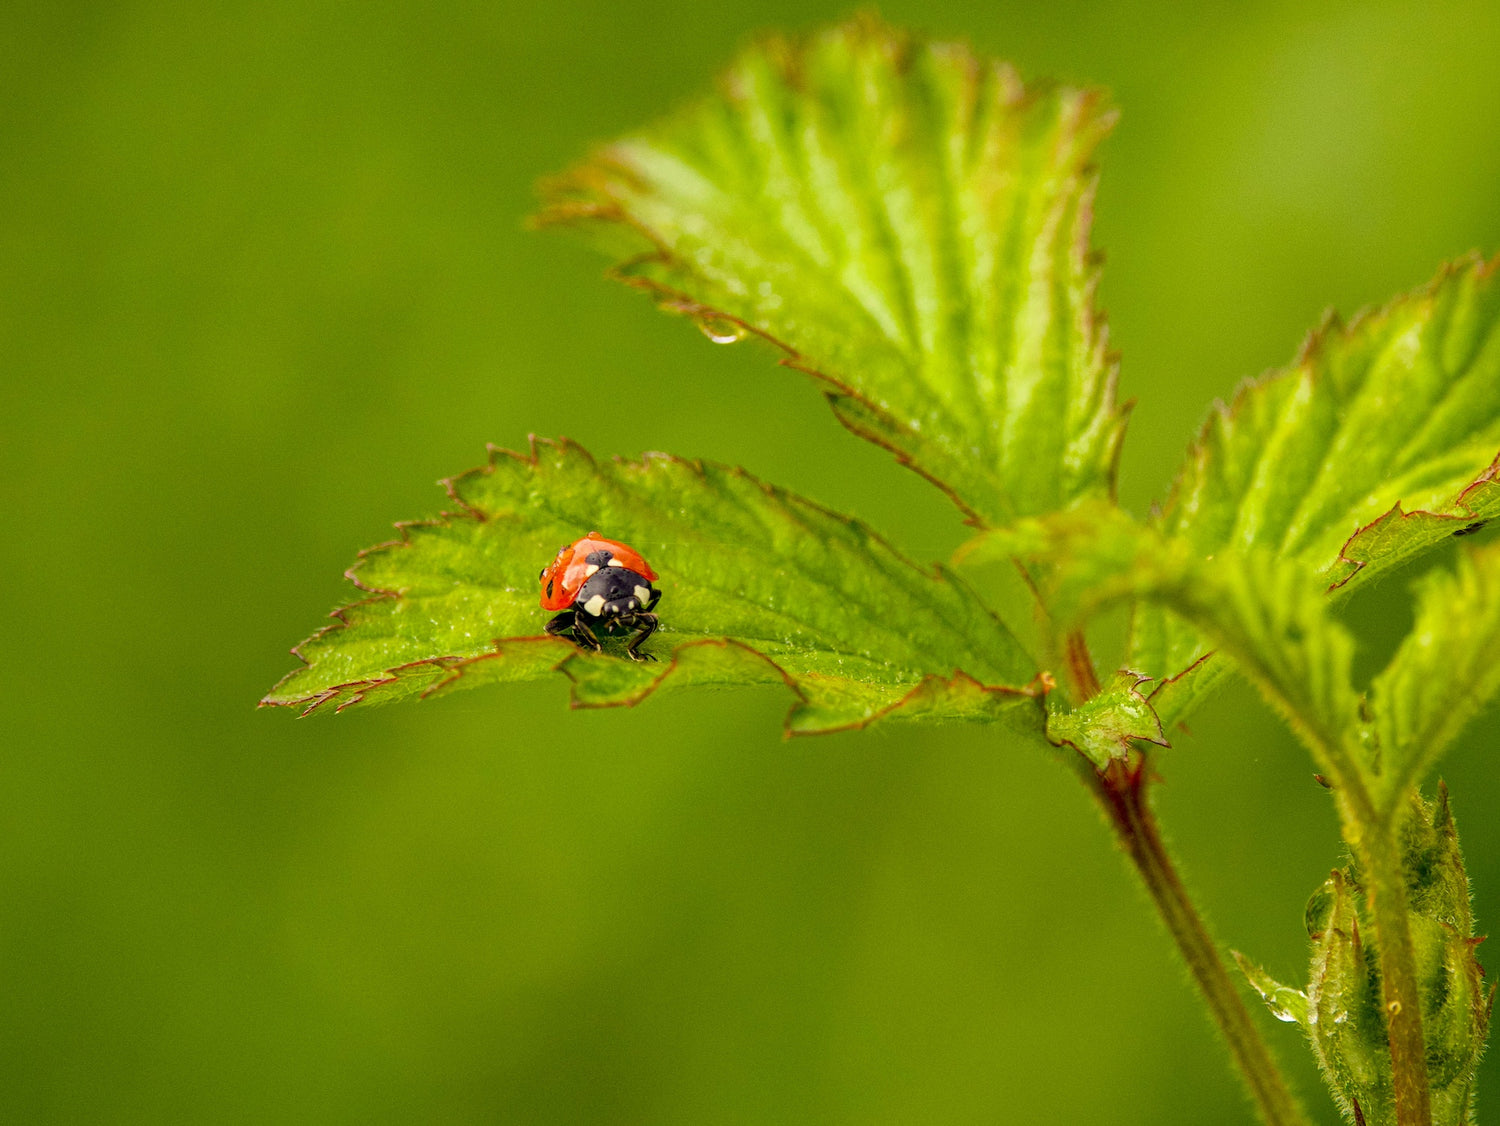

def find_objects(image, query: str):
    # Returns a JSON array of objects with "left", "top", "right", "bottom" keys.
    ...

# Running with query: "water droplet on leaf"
[{"left": 693, "top": 313, "right": 748, "bottom": 344}]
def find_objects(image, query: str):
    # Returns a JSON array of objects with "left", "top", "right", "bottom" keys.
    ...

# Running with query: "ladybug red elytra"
[{"left": 539, "top": 533, "right": 661, "bottom": 661}]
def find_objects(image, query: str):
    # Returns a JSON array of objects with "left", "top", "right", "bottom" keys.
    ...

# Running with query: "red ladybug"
[{"left": 538, "top": 533, "right": 661, "bottom": 661}]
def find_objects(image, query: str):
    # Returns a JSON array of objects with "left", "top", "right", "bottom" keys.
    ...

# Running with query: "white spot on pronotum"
[
  {"left": 627, "top": 599, "right": 638, "bottom": 610},
  {"left": 608, "top": 558, "right": 626, "bottom": 567},
  {"left": 583, "top": 564, "right": 599, "bottom": 577},
  {"left": 582, "top": 595, "right": 606, "bottom": 616},
  {"left": 634, "top": 585, "right": 650, "bottom": 602}
]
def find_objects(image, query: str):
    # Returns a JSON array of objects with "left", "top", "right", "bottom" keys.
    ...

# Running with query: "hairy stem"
[
  {"left": 1341, "top": 792, "right": 1432, "bottom": 1126},
  {"left": 1204, "top": 625, "right": 1435, "bottom": 1121},
  {"left": 1315, "top": 738, "right": 1432, "bottom": 1124},
  {"left": 1059, "top": 634, "right": 1308, "bottom": 1124},
  {"left": 1078, "top": 755, "right": 1313, "bottom": 1126}
]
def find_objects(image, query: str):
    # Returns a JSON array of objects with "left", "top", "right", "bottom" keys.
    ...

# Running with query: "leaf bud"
[{"left": 1239, "top": 786, "right": 1491, "bottom": 1125}]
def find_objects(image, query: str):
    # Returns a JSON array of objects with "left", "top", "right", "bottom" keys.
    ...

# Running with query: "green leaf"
[
  {"left": 1231, "top": 951, "right": 1309, "bottom": 1027},
  {"left": 971, "top": 510, "right": 1362, "bottom": 760},
  {"left": 1299, "top": 790, "right": 1492, "bottom": 1125},
  {"left": 1046, "top": 670, "right": 1166, "bottom": 769},
  {"left": 1132, "top": 254, "right": 1500, "bottom": 719},
  {"left": 1130, "top": 555, "right": 1361, "bottom": 761},
  {"left": 1302, "top": 868, "right": 1392, "bottom": 1124},
  {"left": 1368, "top": 542, "right": 1500, "bottom": 806},
  {"left": 1324, "top": 467, "right": 1500, "bottom": 592},
  {"left": 535, "top": 17, "right": 1129, "bottom": 527},
  {"left": 263, "top": 438, "right": 1047, "bottom": 736},
  {"left": 957, "top": 501, "right": 1147, "bottom": 622}
]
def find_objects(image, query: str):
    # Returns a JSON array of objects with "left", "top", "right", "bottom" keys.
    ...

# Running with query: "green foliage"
[
  {"left": 535, "top": 17, "right": 1129, "bottom": 527},
  {"left": 1046, "top": 671, "right": 1165, "bottom": 769},
  {"left": 1139, "top": 550, "right": 1361, "bottom": 762},
  {"left": 1305, "top": 866, "right": 1395, "bottom": 1125},
  {"left": 1240, "top": 790, "right": 1492, "bottom": 1126},
  {"left": 1231, "top": 952, "right": 1308, "bottom": 1027},
  {"left": 988, "top": 505, "right": 1500, "bottom": 802},
  {"left": 265, "top": 15, "right": 1500, "bottom": 1125},
  {"left": 966, "top": 510, "right": 1362, "bottom": 762},
  {"left": 1004, "top": 507, "right": 1500, "bottom": 1122},
  {"left": 1131, "top": 255, "right": 1500, "bottom": 724},
  {"left": 1370, "top": 541, "right": 1500, "bottom": 808},
  {"left": 263, "top": 438, "right": 1046, "bottom": 735},
  {"left": 268, "top": 16, "right": 1137, "bottom": 742}
]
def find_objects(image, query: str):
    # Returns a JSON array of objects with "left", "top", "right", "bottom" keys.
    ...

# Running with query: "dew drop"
[{"left": 693, "top": 313, "right": 749, "bottom": 345}]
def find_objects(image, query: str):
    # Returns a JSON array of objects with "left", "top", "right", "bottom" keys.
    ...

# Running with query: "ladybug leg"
[
  {"left": 570, "top": 612, "right": 605, "bottom": 653},
  {"left": 547, "top": 607, "right": 604, "bottom": 652},
  {"left": 625, "top": 613, "right": 659, "bottom": 662}
]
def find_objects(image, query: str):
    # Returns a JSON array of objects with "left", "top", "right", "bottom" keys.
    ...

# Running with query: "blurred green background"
[{"left": 5, "top": 1, "right": 1500, "bottom": 1122}]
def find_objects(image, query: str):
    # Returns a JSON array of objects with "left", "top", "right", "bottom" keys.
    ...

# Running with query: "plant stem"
[
  {"left": 1312, "top": 731, "right": 1432, "bottom": 1124},
  {"left": 1078, "top": 755, "right": 1314, "bottom": 1126},
  {"left": 1055, "top": 629, "right": 1310, "bottom": 1125},
  {"left": 1189, "top": 617, "right": 1435, "bottom": 1121},
  {"left": 1339, "top": 791, "right": 1432, "bottom": 1126}
]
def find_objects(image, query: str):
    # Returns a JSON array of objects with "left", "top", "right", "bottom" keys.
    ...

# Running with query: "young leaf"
[
  {"left": 1132, "top": 254, "right": 1500, "bottom": 718},
  {"left": 1231, "top": 951, "right": 1309, "bottom": 1027},
  {"left": 971, "top": 510, "right": 1362, "bottom": 762},
  {"left": 535, "top": 18, "right": 1128, "bottom": 527},
  {"left": 1296, "top": 790, "right": 1492, "bottom": 1125},
  {"left": 1368, "top": 541, "right": 1500, "bottom": 807},
  {"left": 1046, "top": 670, "right": 1167, "bottom": 769},
  {"left": 263, "top": 438, "right": 1048, "bottom": 736},
  {"left": 1134, "top": 551, "right": 1361, "bottom": 771}
]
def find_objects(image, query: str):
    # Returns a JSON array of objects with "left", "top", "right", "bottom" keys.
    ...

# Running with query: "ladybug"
[{"left": 538, "top": 533, "right": 662, "bottom": 661}]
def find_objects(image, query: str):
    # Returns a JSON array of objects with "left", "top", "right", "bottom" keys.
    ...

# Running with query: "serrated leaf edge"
[
  {"left": 1326, "top": 449, "right": 1500, "bottom": 592},
  {"left": 263, "top": 435, "right": 1052, "bottom": 731},
  {"left": 260, "top": 637, "right": 575, "bottom": 718},
  {"left": 536, "top": 238, "right": 997, "bottom": 525},
  {"left": 1144, "top": 252, "right": 1500, "bottom": 699},
  {"left": 553, "top": 638, "right": 1051, "bottom": 738},
  {"left": 264, "top": 625, "right": 1051, "bottom": 735},
  {"left": 1159, "top": 251, "right": 1500, "bottom": 554},
  {"left": 532, "top": 19, "right": 1130, "bottom": 528}
]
